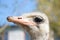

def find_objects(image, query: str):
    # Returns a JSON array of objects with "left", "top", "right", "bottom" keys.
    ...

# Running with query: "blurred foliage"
[{"left": 38, "top": 0, "right": 60, "bottom": 36}]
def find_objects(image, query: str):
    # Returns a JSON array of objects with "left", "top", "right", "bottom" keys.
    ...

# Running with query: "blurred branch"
[{"left": 0, "top": 24, "right": 8, "bottom": 34}]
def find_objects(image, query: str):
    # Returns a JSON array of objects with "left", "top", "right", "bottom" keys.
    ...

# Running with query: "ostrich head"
[{"left": 7, "top": 12, "right": 49, "bottom": 40}]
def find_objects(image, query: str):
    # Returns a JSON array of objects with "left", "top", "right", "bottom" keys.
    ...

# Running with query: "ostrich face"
[{"left": 7, "top": 12, "right": 49, "bottom": 34}]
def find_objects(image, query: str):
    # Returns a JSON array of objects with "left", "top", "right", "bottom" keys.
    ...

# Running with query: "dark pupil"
[{"left": 34, "top": 17, "right": 43, "bottom": 23}]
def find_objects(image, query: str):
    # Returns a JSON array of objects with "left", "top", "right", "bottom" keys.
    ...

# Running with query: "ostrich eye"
[{"left": 34, "top": 17, "right": 43, "bottom": 23}]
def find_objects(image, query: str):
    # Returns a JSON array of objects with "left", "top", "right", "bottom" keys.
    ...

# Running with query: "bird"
[{"left": 7, "top": 12, "right": 49, "bottom": 40}]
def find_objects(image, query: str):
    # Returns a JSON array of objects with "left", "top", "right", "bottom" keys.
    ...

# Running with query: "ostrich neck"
[
  {"left": 31, "top": 34, "right": 42, "bottom": 40},
  {"left": 29, "top": 31, "right": 49, "bottom": 40}
]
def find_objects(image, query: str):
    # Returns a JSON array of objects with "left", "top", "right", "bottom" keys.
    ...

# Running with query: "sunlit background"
[{"left": 0, "top": 0, "right": 60, "bottom": 40}]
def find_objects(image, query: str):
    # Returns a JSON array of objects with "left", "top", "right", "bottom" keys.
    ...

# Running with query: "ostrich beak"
[{"left": 7, "top": 16, "right": 36, "bottom": 26}]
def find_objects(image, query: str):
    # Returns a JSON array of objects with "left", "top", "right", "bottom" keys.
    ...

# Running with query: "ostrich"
[{"left": 7, "top": 12, "right": 49, "bottom": 40}]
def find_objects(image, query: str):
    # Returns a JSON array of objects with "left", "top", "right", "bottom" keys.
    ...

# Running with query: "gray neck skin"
[{"left": 29, "top": 32, "right": 49, "bottom": 40}]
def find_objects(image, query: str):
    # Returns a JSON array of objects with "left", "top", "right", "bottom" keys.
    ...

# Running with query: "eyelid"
[{"left": 27, "top": 15, "right": 36, "bottom": 18}]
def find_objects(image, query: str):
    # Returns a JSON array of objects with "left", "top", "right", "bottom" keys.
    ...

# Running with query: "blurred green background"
[{"left": 37, "top": 0, "right": 60, "bottom": 38}]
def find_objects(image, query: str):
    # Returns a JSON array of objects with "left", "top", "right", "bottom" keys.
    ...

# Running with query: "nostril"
[{"left": 18, "top": 17, "right": 22, "bottom": 19}]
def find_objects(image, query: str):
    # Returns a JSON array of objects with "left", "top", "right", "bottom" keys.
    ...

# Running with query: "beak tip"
[
  {"left": 7, "top": 16, "right": 12, "bottom": 22},
  {"left": 7, "top": 16, "right": 10, "bottom": 20}
]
